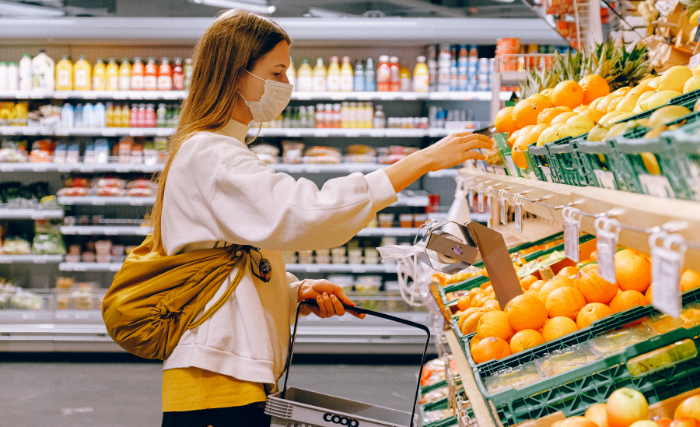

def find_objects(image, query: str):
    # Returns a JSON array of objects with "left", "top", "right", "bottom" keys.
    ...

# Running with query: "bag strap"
[{"left": 187, "top": 252, "right": 248, "bottom": 330}]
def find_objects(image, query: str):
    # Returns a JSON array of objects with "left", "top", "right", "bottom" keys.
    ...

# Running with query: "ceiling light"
[
  {"left": 0, "top": 0, "right": 65, "bottom": 16},
  {"left": 189, "top": 0, "right": 275, "bottom": 14}
]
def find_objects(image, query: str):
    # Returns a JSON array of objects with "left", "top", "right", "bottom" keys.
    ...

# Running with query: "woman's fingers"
[
  {"left": 330, "top": 295, "right": 345, "bottom": 316},
  {"left": 321, "top": 293, "right": 335, "bottom": 317},
  {"left": 316, "top": 295, "right": 328, "bottom": 318},
  {"left": 462, "top": 151, "right": 486, "bottom": 161},
  {"left": 460, "top": 135, "right": 493, "bottom": 149}
]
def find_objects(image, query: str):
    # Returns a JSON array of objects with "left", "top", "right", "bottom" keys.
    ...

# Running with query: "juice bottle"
[
  {"left": 118, "top": 58, "right": 131, "bottom": 91},
  {"left": 326, "top": 56, "right": 340, "bottom": 92},
  {"left": 158, "top": 57, "right": 172, "bottom": 91},
  {"left": 73, "top": 56, "right": 91, "bottom": 91},
  {"left": 172, "top": 57, "right": 184, "bottom": 91},
  {"left": 105, "top": 58, "right": 119, "bottom": 91},
  {"left": 105, "top": 102, "right": 114, "bottom": 127},
  {"left": 145, "top": 104, "right": 156, "bottom": 127},
  {"left": 7, "top": 62, "right": 19, "bottom": 91},
  {"left": 55, "top": 55, "right": 73, "bottom": 91},
  {"left": 312, "top": 58, "right": 327, "bottom": 92},
  {"left": 131, "top": 57, "right": 144, "bottom": 90},
  {"left": 413, "top": 56, "right": 429, "bottom": 92},
  {"left": 130, "top": 104, "right": 139, "bottom": 128},
  {"left": 19, "top": 54, "right": 32, "bottom": 91},
  {"left": 376, "top": 55, "right": 390, "bottom": 92},
  {"left": 365, "top": 58, "right": 376, "bottom": 92},
  {"left": 32, "top": 50, "right": 55, "bottom": 91},
  {"left": 296, "top": 58, "right": 312, "bottom": 92},
  {"left": 339, "top": 56, "right": 353, "bottom": 92},
  {"left": 399, "top": 64, "right": 411, "bottom": 92},
  {"left": 184, "top": 58, "right": 194, "bottom": 90},
  {"left": 389, "top": 56, "right": 400, "bottom": 91},
  {"left": 286, "top": 56, "right": 296, "bottom": 89},
  {"left": 92, "top": 58, "right": 106, "bottom": 91},
  {"left": 121, "top": 103, "right": 130, "bottom": 127},
  {"left": 0, "top": 62, "right": 7, "bottom": 91},
  {"left": 353, "top": 60, "right": 364, "bottom": 92},
  {"left": 144, "top": 57, "right": 158, "bottom": 91}
]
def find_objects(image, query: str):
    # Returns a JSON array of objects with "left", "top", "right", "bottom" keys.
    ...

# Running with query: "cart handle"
[{"left": 282, "top": 299, "right": 431, "bottom": 427}]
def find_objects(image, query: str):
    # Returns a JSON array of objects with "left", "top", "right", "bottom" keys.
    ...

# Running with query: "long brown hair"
[{"left": 149, "top": 9, "right": 290, "bottom": 254}]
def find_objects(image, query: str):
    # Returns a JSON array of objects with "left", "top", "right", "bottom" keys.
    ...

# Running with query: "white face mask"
[{"left": 238, "top": 70, "right": 293, "bottom": 123}]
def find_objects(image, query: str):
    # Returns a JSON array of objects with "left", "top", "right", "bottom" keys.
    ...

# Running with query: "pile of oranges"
[{"left": 455, "top": 247, "right": 700, "bottom": 365}]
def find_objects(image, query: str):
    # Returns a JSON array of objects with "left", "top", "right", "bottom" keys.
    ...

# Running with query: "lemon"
[
  {"left": 573, "top": 105, "right": 589, "bottom": 113},
  {"left": 636, "top": 90, "right": 657, "bottom": 107},
  {"left": 613, "top": 87, "right": 631, "bottom": 96},
  {"left": 556, "top": 123, "right": 593, "bottom": 139},
  {"left": 528, "top": 93, "right": 553, "bottom": 109},
  {"left": 537, "top": 124, "right": 563, "bottom": 146},
  {"left": 605, "top": 122, "right": 631, "bottom": 140},
  {"left": 690, "top": 9, "right": 700, "bottom": 26},
  {"left": 659, "top": 66, "right": 693, "bottom": 92},
  {"left": 684, "top": 74, "right": 700, "bottom": 94},
  {"left": 550, "top": 111, "right": 578, "bottom": 125},
  {"left": 640, "top": 152, "right": 661, "bottom": 175},
  {"left": 540, "top": 88, "right": 554, "bottom": 98},
  {"left": 608, "top": 96, "right": 625, "bottom": 113},
  {"left": 639, "top": 90, "right": 682, "bottom": 111},
  {"left": 648, "top": 105, "right": 691, "bottom": 127},
  {"left": 616, "top": 93, "right": 641, "bottom": 113},
  {"left": 599, "top": 111, "right": 625, "bottom": 125},
  {"left": 633, "top": 105, "right": 644, "bottom": 113},
  {"left": 566, "top": 114, "right": 595, "bottom": 129},
  {"left": 647, "top": 76, "right": 660, "bottom": 89},
  {"left": 587, "top": 125, "right": 609, "bottom": 141}
]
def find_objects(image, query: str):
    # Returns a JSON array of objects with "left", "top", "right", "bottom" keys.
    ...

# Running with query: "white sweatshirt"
[{"left": 161, "top": 119, "right": 398, "bottom": 389}]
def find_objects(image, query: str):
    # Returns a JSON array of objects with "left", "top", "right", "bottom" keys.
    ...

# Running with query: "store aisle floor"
[{"left": 0, "top": 361, "right": 421, "bottom": 426}]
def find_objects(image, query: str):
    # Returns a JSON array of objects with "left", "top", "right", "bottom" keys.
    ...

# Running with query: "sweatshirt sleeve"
[
  {"left": 286, "top": 272, "right": 303, "bottom": 323},
  {"left": 209, "top": 151, "right": 398, "bottom": 252}
]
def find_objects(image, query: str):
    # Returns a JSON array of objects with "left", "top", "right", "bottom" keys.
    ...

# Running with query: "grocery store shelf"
[
  {"left": 58, "top": 262, "right": 121, "bottom": 272},
  {"left": 271, "top": 163, "right": 386, "bottom": 174},
  {"left": 0, "top": 255, "right": 63, "bottom": 264},
  {"left": 462, "top": 170, "right": 700, "bottom": 271},
  {"left": 0, "top": 162, "right": 163, "bottom": 173},
  {"left": 0, "top": 89, "right": 511, "bottom": 102},
  {"left": 356, "top": 228, "right": 420, "bottom": 237},
  {"left": 285, "top": 264, "right": 396, "bottom": 274},
  {"left": 426, "top": 169, "right": 459, "bottom": 178},
  {"left": 60, "top": 226, "right": 150, "bottom": 236},
  {"left": 57, "top": 196, "right": 155, "bottom": 206},
  {"left": 0, "top": 209, "right": 64, "bottom": 219}
]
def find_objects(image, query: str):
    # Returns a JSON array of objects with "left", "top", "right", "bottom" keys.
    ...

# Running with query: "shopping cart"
[{"left": 265, "top": 300, "right": 431, "bottom": 427}]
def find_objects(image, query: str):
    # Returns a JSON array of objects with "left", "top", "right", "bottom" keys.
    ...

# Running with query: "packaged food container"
[
  {"left": 348, "top": 248, "right": 363, "bottom": 258},
  {"left": 589, "top": 326, "right": 657, "bottom": 357},
  {"left": 63, "top": 216, "right": 76, "bottom": 226},
  {"left": 283, "top": 251, "right": 297, "bottom": 264},
  {"left": 331, "top": 255, "right": 347, "bottom": 264},
  {"left": 484, "top": 363, "right": 543, "bottom": 394},
  {"left": 627, "top": 338, "right": 698, "bottom": 376},
  {"left": 56, "top": 277, "right": 74, "bottom": 289},
  {"left": 315, "top": 255, "right": 330, "bottom": 264},
  {"left": 64, "top": 254, "right": 80, "bottom": 263},
  {"left": 96, "top": 255, "right": 111, "bottom": 263},
  {"left": 330, "top": 247, "right": 346, "bottom": 257},
  {"left": 298, "top": 250, "right": 313, "bottom": 264},
  {"left": 536, "top": 343, "right": 599, "bottom": 377},
  {"left": 68, "top": 244, "right": 81, "bottom": 256},
  {"left": 364, "top": 248, "right": 379, "bottom": 264},
  {"left": 348, "top": 256, "right": 363, "bottom": 265},
  {"left": 82, "top": 252, "right": 96, "bottom": 263},
  {"left": 327, "top": 275, "right": 354, "bottom": 294},
  {"left": 94, "top": 240, "right": 112, "bottom": 256},
  {"left": 355, "top": 276, "right": 382, "bottom": 295},
  {"left": 378, "top": 213, "right": 394, "bottom": 228},
  {"left": 111, "top": 245, "right": 125, "bottom": 257},
  {"left": 414, "top": 213, "right": 427, "bottom": 228},
  {"left": 399, "top": 213, "right": 414, "bottom": 228},
  {"left": 315, "top": 248, "right": 330, "bottom": 257}
]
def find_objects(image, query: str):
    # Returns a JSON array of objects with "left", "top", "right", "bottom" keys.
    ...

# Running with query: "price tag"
[
  {"left": 351, "top": 266, "right": 367, "bottom": 273},
  {"left": 638, "top": 174, "right": 674, "bottom": 198},
  {"left": 356, "top": 94, "right": 372, "bottom": 100},
  {"left": 129, "top": 92, "right": 144, "bottom": 100},
  {"left": 31, "top": 164, "right": 48, "bottom": 172},
  {"left": 379, "top": 93, "right": 395, "bottom": 100},
  {"left": 514, "top": 195, "right": 524, "bottom": 232},
  {"left": 489, "top": 191, "right": 499, "bottom": 229},
  {"left": 500, "top": 190, "right": 508, "bottom": 225},
  {"left": 53, "top": 92, "right": 68, "bottom": 99},
  {"left": 650, "top": 232, "right": 686, "bottom": 318},
  {"left": 305, "top": 166, "right": 321, "bottom": 173},
  {"left": 162, "top": 92, "right": 180, "bottom": 100},
  {"left": 401, "top": 93, "right": 418, "bottom": 100},
  {"left": 505, "top": 155, "right": 519, "bottom": 177},
  {"left": 594, "top": 217, "right": 621, "bottom": 284},
  {"left": 563, "top": 207, "right": 582, "bottom": 262},
  {"left": 540, "top": 166, "right": 553, "bottom": 182},
  {"left": 477, "top": 188, "right": 484, "bottom": 212},
  {"left": 102, "top": 130, "right": 117, "bottom": 137},
  {"left": 467, "top": 187, "right": 474, "bottom": 208},
  {"left": 306, "top": 267, "right": 320, "bottom": 273},
  {"left": 593, "top": 170, "right": 616, "bottom": 189},
  {"left": 690, "top": 53, "right": 700, "bottom": 68},
  {"left": 330, "top": 94, "right": 345, "bottom": 101}
]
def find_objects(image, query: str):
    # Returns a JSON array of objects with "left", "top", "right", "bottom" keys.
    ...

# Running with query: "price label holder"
[
  {"left": 477, "top": 184, "right": 485, "bottom": 212},
  {"left": 562, "top": 206, "right": 582, "bottom": 262},
  {"left": 650, "top": 231, "right": 686, "bottom": 318},
  {"left": 467, "top": 186, "right": 474, "bottom": 209},
  {"left": 499, "top": 189, "right": 509, "bottom": 225},
  {"left": 513, "top": 194, "right": 525, "bottom": 232},
  {"left": 485, "top": 186, "right": 497, "bottom": 229},
  {"left": 594, "top": 216, "right": 621, "bottom": 284}
]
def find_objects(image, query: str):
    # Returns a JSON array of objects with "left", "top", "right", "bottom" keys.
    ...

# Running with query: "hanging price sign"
[
  {"left": 650, "top": 231, "right": 686, "bottom": 318},
  {"left": 594, "top": 217, "right": 621, "bottom": 284},
  {"left": 562, "top": 207, "right": 582, "bottom": 262}
]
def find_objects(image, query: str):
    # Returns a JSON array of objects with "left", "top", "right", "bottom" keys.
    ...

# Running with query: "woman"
[{"left": 152, "top": 9, "right": 492, "bottom": 427}]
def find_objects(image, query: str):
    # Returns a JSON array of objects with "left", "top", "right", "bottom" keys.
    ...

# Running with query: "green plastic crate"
[
  {"left": 440, "top": 275, "right": 491, "bottom": 307},
  {"left": 577, "top": 139, "right": 621, "bottom": 190},
  {"left": 528, "top": 144, "right": 554, "bottom": 183},
  {"left": 421, "top": 379, "right": 448, "bottom": 396},
  {"left": 520, "top": 148, "right": 543, "bottom": 181},
  {"left": 663, "top": 120, "right": 700, "bottom": 201},
  {"left": 494, "top": 133, "right": 522, "bottom": 178},
  {"left": 548, "top": 138, "right": 589, "bottom": 187}
]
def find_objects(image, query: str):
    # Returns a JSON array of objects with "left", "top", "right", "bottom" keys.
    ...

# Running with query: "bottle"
[
  {"left": 105, "top": 102, "right": 114, "bottom": 127},
  {"left": 83, "top": 103, "right": 94, "bottom": 128},
  {"left": 131, "top": 57, "right": 144, "bottom": 90},
  {"left": 389, "top": 56, "right": 400, "bottom": 91},
  {"left": 136, "top": 104, "right": 146, "bottom": 128},
  {"left": 7, "top": 62, "right": 19, "bottom": 91},
  {"left": 157, "top": 103, "right": 167, "bottom": 128},
  {"left": 93, "top": 102, "right": 106, "bottom": 128},
  {"left": 144, "top": 57, "right": 158, "bottom": 91},
  {"left": 332, "top": 103, "right": 342, "bottom": 129},
  {"left": 340, "top": 56, "right": 354, "bottom": 92},
  {"left": 145, "top": 104, "right": 156, "bottom": 127},
  {"left": 73, "top": 56, "right": 91, "bottom": 91},
  {"left": 55, "top": 55, "right": 73, "bottom": 91},
  {"left": 377, "top": 56, "right": 390, "bottom": 92},
  {"left": 112, "top": 104, "right": 121, "bottom": 127},
  {"left": 19, "top": 54, "right": 32, "bottom": 91},
  {"left": 92, "top": 58, "right": 106, "bottom": 91},
  {"left": 158, "top": 57, "right": 172, "bottom": 91},
  {"left": 450, "top": 63, "right": 459, "bottom": 92},
  {"left": 0, "top": 62, "right": 7, "bottom": 91},
  {"left": 458, "top": 45, "right": 468, "bottom": 68},
  {"left": 307, "top": 105, "right": 315, "bottom": 128},
  {"left": 296, "top": 58, "right": 312, "bottom": 92},
  {"left": 172, "top": 57, "right": 184, "bottom": 91},
  {"left": 129, "top": 104, "right": 139, "bottom": 128},
  {"left": 121, "top": 103, "right": 130, "bottom": 127},
  {"left": 413, "top": 56, "right": 429, "bottom": 92},
  {"left": 427, "top": 45, "right": 437, "bottom": 91},
  {"left": 74, "top": 104, "right": 84, "bottom": 128},
  {"left": 118, "top": 58, "right": 131, "bottom": 91},
  {"left": 373, "top": 105, "right": 386, "bottom": 129},
  {"left": 399, "top": 64, "right": 411, "bottom": 92},
  {"left": 326, "top": 56, "right": 340, "bottom": 92},
  {"left": 365, "top": 58, "right": 376, "bottom": 92},
  {"left": 184, "top": 58, "right": 194, "bottom": 90},
  {"left": 312, "top": 58, "right": 327, "bottom": 92},
  {"left": 315, "top": 103, "right": 324, "bottom": 128},
  {"left": 353, "top": 60, "right": 365, "bottom": 92},
  {"left": 286, "top": 56, "right": 296, "bottom": 89},
  {"left": 61, "top": 103, "right": 74, "bottom": 128},
  {"left": 105, "top": 58, "right": 119, "bottom": 91},
  {"left": 32, "top": 50, "right": 55, "bottom": 91}
]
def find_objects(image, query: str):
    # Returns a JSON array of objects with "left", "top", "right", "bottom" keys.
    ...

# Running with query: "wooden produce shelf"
[{"left": 461, "top": 171, "right": 700, "bottom": 272}]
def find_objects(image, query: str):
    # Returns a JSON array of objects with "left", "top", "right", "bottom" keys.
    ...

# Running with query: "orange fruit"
[
  {"left": 585, "top": 403, "right": 609, "bottom": 427},
  {"left": 529, "top": 93, "right": 554, "bottom": 109},
  {"left": 579, "top": 108, "right": 605, "bottom": 124},
  {"left": 681, "top": 269, "right": 700, "bottom": 292},
  {"left": 579, "top": 74, "right": 611, "bottom": 105},
  {"left": 616, "top": 255, "right": 651, "bottom": 292},
  {"left": 542, "top": 316, "right": 579, "bottom": 341},
  {"left": 508, "top": 129, "right": 522, "bottom": 147},
  {"left": 461, "top": 311, "right": 485, "bottom": 335},
  {"left": 577, "top": 268, "right": 618, "bottom": 304},
  {"left": 524, "top": 290, "right": 540, "bottom": 299},
  {"left": 579, "top": 263, "right": 597, "bottom": 274},
  {"left": 538, "top": 276, "right": 577, "bottom": 304},
  {"left": 552, "top": 80, "right": 584, "bottom": 109},
  {"left": 512, "top": 137, "right": 533, "bottom": 169},
  {"left": 520, "top": 274, "right": 539, "bottom": 290},
  {"left": 477, "top": 311, "right": 515, "bottom": 341},
  {"left": 561, "top": 416, "right": 599, "bottom": 427},
  {"left": 551, "top": 111, "right": 578, "bottom": 125},
  {"left": 458, "top": 307, "right": 481, "bottom": 329},
  {"left": 495, "top": 107, "right": 518, "bottom": 134},
  {"left": 472, "top": 295, "right": 486, "bottom": 307},
  {"left": 577, "top": 302, "right": 613, "bottom": 328},
  {"left": 512, "top": 98, "right": 546, "bottom": 128},
  {"left": 457, "top": 295, "right": 471, "bottom": 311},
  {"left": 645, "top": 285, "right": 652, "bottom": 303},
  {"left": 538, "top": 106, "right": 569, "bottom": 124},
  {"left": 529, "top": 280, "right": 545, "bottom": 292},
  {"left": 510, "top": 329, "right": 545, "bottom": 353},
  {"left": 472, "top": 337, "right": 512, "bottom": 364},
  {"left": 470, "top": 334, "right": 484, "bottom": 348},
  {"left": 552, "top": 421, "right": 565, "bottom": 427},
  {"left": 469, "top": 288, "right": 483, "bottom": 300},
  {"left": 629, "top": 84, "right": 653, "bottom": 96},
  {"left": 574, "top": 105, "right": 589, "bottom": 113},
  {"left": 590, "top": 251, "right": 598, "bottom": 260},
  {"left": 480, "top": 267, "right": 489, "bottom": 277},
  {"left": 505, "top": 294, "right": 548, "bottom": 331},
  {"left": 546, "top": 287, "right": 587, "bottom": 319},
  {"left": 557, "top": 266, "right": 580, "bottom": 278},
  {"left": 609, "top": 290, "right": 649, "bottom": 313},
  {"left": 528, "top": 123, "right": 551, "bottom": 138},
  {"left": 483, "top": 300, "right": 501, "bottom": 311},
  {"left": 614, "top": 249, "right": 637, "bottom": 263}
]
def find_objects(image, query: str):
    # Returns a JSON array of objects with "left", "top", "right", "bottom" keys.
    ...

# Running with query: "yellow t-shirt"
[{"left": 162, "top": 367, "right": 267, "bottom": 412}]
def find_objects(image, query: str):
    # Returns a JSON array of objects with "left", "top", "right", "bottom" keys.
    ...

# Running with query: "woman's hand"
[
  {"left": 298, "top": 279, "right": 365, "bottom": 319},
  {"left": 420, "top": 132, "right": 493, "bottom": 172}
]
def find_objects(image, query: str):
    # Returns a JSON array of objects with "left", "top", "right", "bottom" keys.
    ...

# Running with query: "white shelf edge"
[
  {"left": 59, "top": 226, "right": 151, "bottom": 236},
  {"left": 58, "top": 262, "right": 122, "bottom": 272},
  {"left": 284, "top": 264, "right": 395, "bottom": 274},
  {"left": 57, "top": 196, "right": 156, "bottom": 206},
  {"left": 0, "top": 255, "right": 63, "bottom": 263},
  {"left": 0, "top": 209, "right": 64, "bottom": 219}
]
